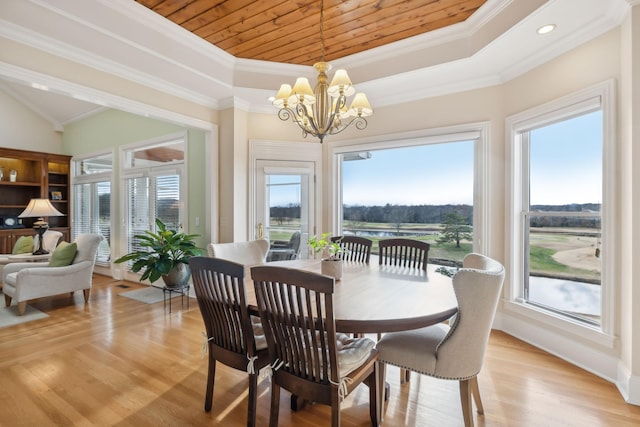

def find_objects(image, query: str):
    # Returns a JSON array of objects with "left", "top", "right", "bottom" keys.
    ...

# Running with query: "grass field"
[{"left": 268, "top": 221, "right": 601, "bottom": 282}]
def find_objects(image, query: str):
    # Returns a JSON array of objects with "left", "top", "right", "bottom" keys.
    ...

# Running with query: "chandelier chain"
[{"left": 320, "top": 0, "right": 325, "bottom": 62}]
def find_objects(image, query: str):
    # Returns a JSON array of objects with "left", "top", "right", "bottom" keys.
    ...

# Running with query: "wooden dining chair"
[
  {"left": 378, "top": 238, "right": 430, "bottom": 271},
  {"left": 189, "top": 256, "right": 270, "bottom": 427},
  {"left": 376, "top": 253, "right": 505, "bottom": 427},
  {"left": 331, "top": 235, "right": 373, "bottom": 263},
  {"left": 251, "top": 265, "right": 381, "bottom": 427}
]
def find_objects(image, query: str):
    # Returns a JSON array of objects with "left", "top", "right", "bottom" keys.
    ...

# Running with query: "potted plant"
[
  {"left": 308, "top": 232, "right": 347, "bottom": 280},
  {"left": 114, "top": 218, "right": 201, "bottom": 288}
]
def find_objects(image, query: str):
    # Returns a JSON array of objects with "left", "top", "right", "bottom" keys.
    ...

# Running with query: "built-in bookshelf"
[{"left": 0, "top": 148, "right": 71, "bottom": 252}]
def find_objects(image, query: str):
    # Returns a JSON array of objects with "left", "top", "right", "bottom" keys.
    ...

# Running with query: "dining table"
[
  {"left": 248, "top": 255, "right": 459, "bottom": 409},
  {"left": 252, "top": 255, "right": 459, "bottom": 335}
]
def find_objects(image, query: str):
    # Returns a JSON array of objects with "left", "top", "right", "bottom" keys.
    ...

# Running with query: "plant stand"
[{"left": 160, "top": 284, "right": 190, "bottom": 314}]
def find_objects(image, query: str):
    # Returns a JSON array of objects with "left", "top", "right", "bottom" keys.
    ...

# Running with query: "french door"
[{"left": 255, "top": 160, "right": 315, "bottom": 260}]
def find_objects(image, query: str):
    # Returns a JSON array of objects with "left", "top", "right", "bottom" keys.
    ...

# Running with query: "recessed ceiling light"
[{"left": 537, "top": 24, "right": 556, "bottom": 35}]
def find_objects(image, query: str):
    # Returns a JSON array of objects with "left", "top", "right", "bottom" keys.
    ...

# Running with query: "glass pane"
[
  {"left": 155, "top": 175, "right": 180, "bottom": 230},
  {"left": 526, "top": 110, "right": 603, "bottom": 325},
  {"left": 341, "top": 141, "right": 474, "bottom": 266},
  {"left": 124, "top": 140, "right": 184, "bottom": 168},
  {"left": 266, "top": 174, "right": 303, "bottom": 261},
  {"left": 530, "top": 111, "right": 602, "bottom": 207},
  {"left": 72, "top": 181, "right": 111, "bottom": 264},
  {"left": 527, "top": 215, "right": 601, "bottom": 323},
  {"left": 96, "top": 181, "right": 111, "bottom": 263},
  {"left": 75, "top": 153, "right": 113, "bottom": 175}
]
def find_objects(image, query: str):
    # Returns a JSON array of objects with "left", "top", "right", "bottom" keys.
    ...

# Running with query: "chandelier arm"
[
  {"left": 297, "top": 103, "right": 321, "bottom": 135},
  {"left": 277, "top": 108, "right": 294, "bottom": 122},
  {"left": 326, "top": 116, "right": 369, "bottom": 136}
]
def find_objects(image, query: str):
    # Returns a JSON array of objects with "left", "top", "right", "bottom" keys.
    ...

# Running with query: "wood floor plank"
[{"left": 1, "top": 274, "right": 639, "bottom": 426}]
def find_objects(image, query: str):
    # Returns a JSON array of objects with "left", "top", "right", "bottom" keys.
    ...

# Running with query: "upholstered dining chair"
[
  {"left": 251, "top": 265, "right": 381, "bottom": 427},
  {"left": 376, "top": 253, "right": 505, "bottom": 427},
  {"left": 206, "top": 239, "right": 269, "bottom": 266},
  {"left": 189, "top": 256, "right": 270, "bottom": 427},
  {"left": 331, "top": 235, "right": 372, "bottom": 263},
  {"left": 378, "top": 238, "right": 430, "bottom": 271}
]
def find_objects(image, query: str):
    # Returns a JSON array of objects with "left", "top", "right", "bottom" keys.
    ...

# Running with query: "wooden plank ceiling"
[{"left": 135, "top": 0, "right": 488, "bottom": 65}]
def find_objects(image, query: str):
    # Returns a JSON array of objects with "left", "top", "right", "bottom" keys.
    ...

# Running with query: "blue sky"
[
  {"left": 269, "top": 110, "right": 602, "bottom": 207},
  {"left": 530, "top": 110, "right": 602, "bottom": 205},
  {"left": 342, "top": 141, "right": 475, "bottom": 205}
]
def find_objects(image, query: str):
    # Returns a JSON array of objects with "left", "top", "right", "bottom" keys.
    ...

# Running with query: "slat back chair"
[
  {"left": 251, "top": 265, "right": 381, "bottom": 427},
  {"left": 189, "top": 256, "right": 270, "bottom": 427},
  {"left": 331, "top": 235, "right": 373, "bottom": 263},
  {"left": 378, "top": 238, "right": 430, "bottom": 271}
]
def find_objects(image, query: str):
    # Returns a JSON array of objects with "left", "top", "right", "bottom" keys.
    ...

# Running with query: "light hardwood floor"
[{"left": 1, "top": 274, "right": 639, "bottom": 426}]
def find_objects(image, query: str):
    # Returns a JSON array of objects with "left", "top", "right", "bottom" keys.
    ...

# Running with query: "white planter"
[{"left": 321, "top": 259, "right": 343, "bottom": 280}]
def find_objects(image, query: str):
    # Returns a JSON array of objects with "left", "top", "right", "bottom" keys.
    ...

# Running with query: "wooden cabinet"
[
  {"left": 0, "top": 148, "right": 71, "bottom": 253},
  {"left": 0, "top": 228, "right": 35, "bottom": 254}
]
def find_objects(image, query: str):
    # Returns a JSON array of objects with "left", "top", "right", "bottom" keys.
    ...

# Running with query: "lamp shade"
[
  {"left": 18, "top": 198, "right": 64, "bottom": 218},
  {"left": 328, "top": 69, "right": 355, "bottom": 97}
]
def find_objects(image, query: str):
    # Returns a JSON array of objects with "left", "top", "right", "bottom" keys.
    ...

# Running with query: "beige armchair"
[
  {"left": 2, "top": 233, "right": 103, "bottom": 315},
  {"left": 206, "top": 239, "right": 269, "bottom": 266},
  {"left": 376, "top": 253, "right": 505, "bottom": 427}
]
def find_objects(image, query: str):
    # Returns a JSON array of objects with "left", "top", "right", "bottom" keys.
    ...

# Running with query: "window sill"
[{"left": 503, "top": 299, "right": 617, "bottom": 349}]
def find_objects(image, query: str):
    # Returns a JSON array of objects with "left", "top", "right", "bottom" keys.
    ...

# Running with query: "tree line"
[{"left": 271, "top": 202, "right": 601, "bottom": 229}]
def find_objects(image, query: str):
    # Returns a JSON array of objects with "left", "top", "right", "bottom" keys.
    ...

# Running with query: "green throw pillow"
[
  {"left": 12, "top": 235, "right": 34, "bottom": 255},
  {"left": 48, "top": 241, "right": 77, "bottom": 267}
]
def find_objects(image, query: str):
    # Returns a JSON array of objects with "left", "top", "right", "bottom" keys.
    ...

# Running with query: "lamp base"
[{"left": 32, "top": 223, "right": 49, "bottom": 255}]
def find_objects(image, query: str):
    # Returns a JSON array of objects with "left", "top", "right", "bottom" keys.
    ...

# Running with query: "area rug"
[
  {"left": 0, "top": 305, "right": 48, "bottom": 328},
  {"left": 120, "top": 286, "right": 194, "bottom": 304}
]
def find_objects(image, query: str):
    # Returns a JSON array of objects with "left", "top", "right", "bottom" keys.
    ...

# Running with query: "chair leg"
[
  {"left": 269, "top": 383, "right": 280, "bottom": 427},
  {"left": 379, "top": 362, "right": 387, "bottom": 416},
  {"left": 470, "top": 376, "right": 484, "bottom": 415},
  {"left": 17, "top": 301, "right": 27, "bottom": 316},
  {"left": 400, "top": 368, "right": 411, "bottom": 384},
  {"left": 331, "top": 389, "right": 341, "bottom": 427},
  {"left": 247, "top": 373, "right": 258, "bottom": 427},
  {"left": 459, "top": 379, "right": 474, "bottom": 427},
  {"left": 4, "top": 294, "right": 11, "bottom": 307},
  {"left": 83, "top": 289, "right": 91, "bottom": 302},
  {"left": 204, "top": 355, "right": 216, "bottom": 412},
  {"left": 369, "top": 363, "right": 381, "bottom": 426}
]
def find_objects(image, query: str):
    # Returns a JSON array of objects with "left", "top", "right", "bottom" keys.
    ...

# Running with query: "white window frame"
[
  {"left": 326, "top": 123, "right": 491, "bottom": 256},
  {"left": 118, "top": 132, "right": 188, "bottom": 282},
  {"left": 505, "top": 80, "right": 617, "bottom": 346},
  {"left": 71, "top": 149, "right": 114, "bottom": 268}
]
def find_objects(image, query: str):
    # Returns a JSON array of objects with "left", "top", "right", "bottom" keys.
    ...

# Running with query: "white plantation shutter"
[
  {"left": 72, "top": 152, "right": 113, "bottom": 266},
  {"left": 120, "top": 134, "right": 187, "bottom": 276},
  {"left": 123, "top": 170, "right": 182, "bottom": 266}
]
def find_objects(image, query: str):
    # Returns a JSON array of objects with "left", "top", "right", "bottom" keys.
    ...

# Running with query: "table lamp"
[{"left": 18, "top": 198, "right": 64, "bottom": 255}]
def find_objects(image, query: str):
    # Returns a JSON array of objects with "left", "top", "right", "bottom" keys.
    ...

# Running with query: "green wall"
[{"left": 62, "top": 109, "right": 209, "bottom": 255}]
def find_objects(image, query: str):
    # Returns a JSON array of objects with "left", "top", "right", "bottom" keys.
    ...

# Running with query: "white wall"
[{"left": 0, "top": 90, "right": 62, "bottom": 152}]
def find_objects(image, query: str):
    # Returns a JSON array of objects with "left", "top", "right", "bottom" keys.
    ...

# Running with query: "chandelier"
[{"left": 272, "top": 0, "right": 373, "bottom": 143}]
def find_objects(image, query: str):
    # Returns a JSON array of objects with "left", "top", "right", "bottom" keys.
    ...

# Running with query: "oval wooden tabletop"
[{"left": 251, "top": 257, "right": 458, "bottom": 334}]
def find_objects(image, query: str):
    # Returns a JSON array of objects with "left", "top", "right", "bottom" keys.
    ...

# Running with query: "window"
[
  {"left": 72, "top": 152, "right": 113, "bottom": 265},
  {"left": 120, "top": 134, "right": 186, "bottom": 275},
  {"left": 331, "top": 125, "right": 488, "bottom": 268},
  {"left": 507, "top": 81, "right": 614, "bottom": 331}
]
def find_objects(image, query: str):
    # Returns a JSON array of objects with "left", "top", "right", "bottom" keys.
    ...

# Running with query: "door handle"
[{"left": 257, "top": 223, "right": 264, "bottom": 240}]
